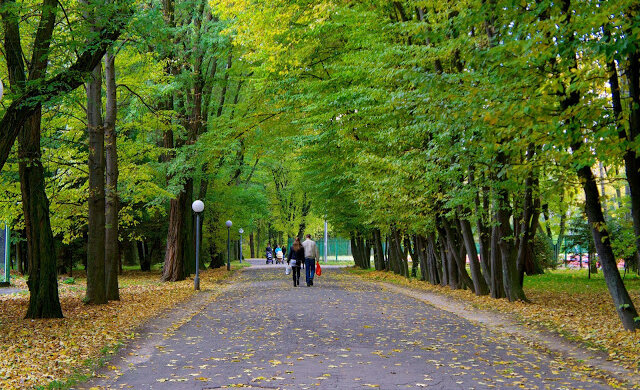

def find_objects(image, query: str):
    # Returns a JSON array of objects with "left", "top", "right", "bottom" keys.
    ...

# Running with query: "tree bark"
[
  {"left": 578, "top": 163, "right": 639, "bottom": 330},
  {"left": 609, "top": 53, "right": 640, "bottom": 272},
  {"left": 372, "top": 228, "right": 385, "bottom": 271},
  {"left": 20, "top": 108, "right": 63, "bottom": 318},
  {"left": 85, "top": 59, "right": 107, "bottom": 304},
  {"left": 162, "top": 192, "right": 187, "bottom": 281},
  {"left": 438, "top": 234, "right": 448, "bottom": 287},
  {"left": 495, "top": 151, "right": 527, "bottom": 302},
  {"left": 443, "top": 220, "right": 474, "bottom": 292},
  {"left": 425, "top": 234, "right": 441, "bottom": 285},
  {"left": 104, "top": 50, "right": 119, "bottom": 301},
  {"left": 490, "top": 224, "right": 504, "bottom": 299},
  {"left": 250, "top": 232, "right": 255, "bottom": 258},
  {"left": 138, "top": 241, "right": 151, "bottom": 271},
  {"left": 458, "top": 208, "right": 489, "bottom": 295},
  {"left": 2, "top": 0, "right": 63, "bottom": 318},
  {"left": 474, "top": 176, "right": 492, "bottom": 287}
]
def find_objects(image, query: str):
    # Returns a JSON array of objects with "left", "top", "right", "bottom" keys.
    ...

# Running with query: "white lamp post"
[
  {"left": 238, "top": 228, "right": 244, "bottom": 263},
  {"left": 0, "top": 79, "right": 4, "bottom": 102},
  {"left": 192, "top": 200, "right": 204, "bottom": 290},
  {"left": 226, "top": 220, "right": 233, "bottom": 270}
]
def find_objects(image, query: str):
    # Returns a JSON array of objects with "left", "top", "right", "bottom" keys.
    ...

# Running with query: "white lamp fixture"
[
  {"left": 238, "top": 228, "right": 244, "bottom": 234},
  {"left": 226, "top": 220, "right": 233, "bottom": 228},
  {"left": 191, "top": 200, "right": 204, "bottom": 213}
]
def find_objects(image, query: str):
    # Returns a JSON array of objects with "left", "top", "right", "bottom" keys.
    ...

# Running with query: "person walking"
[
  {"left": 287, "top": 237, "right": 305, "bottom": 287},
  {"left": 302, "top": 234, "right": 319, "bottom": 286}
]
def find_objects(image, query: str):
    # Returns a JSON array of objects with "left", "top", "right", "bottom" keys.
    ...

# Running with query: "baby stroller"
[
  {"left": 276, "top": 251, "right": 284, "bottom": 264},
  {"left": 266, "top": 251, "right": 273, "bottom": 264}
]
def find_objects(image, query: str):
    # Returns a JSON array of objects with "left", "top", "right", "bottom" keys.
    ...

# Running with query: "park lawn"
[
  {"left": 0, "top": 267, "right": 234, "bottom": 389},
  {"left": 350, "top": 268, "right": 640, "bottom": 371}
]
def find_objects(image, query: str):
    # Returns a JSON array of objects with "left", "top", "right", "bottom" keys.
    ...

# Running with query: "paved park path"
[{"left": 80, "top": 261, "right": 617, "bottom": 389}]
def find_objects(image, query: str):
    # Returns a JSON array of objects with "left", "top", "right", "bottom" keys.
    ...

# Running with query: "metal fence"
[
  {"left": 0, "top": 223, "right": 10, "bottom": 285},
  {"left": 287, "top": 237, "right": 354, "bottom": 262}
]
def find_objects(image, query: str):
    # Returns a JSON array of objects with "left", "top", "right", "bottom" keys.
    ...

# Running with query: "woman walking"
[{"left": 287, "top": 237, "right": 305, "bottom": 287}]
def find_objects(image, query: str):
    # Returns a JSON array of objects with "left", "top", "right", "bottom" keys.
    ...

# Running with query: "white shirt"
[{"left": 302, "top": 238, "right": 319, "bottom": 260}]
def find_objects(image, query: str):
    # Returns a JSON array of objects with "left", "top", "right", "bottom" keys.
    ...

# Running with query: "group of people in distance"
[{"left": 265, "top": 234, "right": 320, "bottom": 287}]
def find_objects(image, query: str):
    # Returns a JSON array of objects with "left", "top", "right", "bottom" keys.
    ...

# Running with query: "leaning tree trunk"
[
  {"left": 577, "top": 163, "right": 640, "bottom": 330},
  {"left": 610, "top": 52, "right": 640, "bottom": 275},
  {"left": 104, "top": 50, "right": 119, "bottom": 301}
]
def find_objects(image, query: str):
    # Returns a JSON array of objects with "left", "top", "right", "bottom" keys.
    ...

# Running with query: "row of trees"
[
  {"left": 3, "top": 0, "right": 640, "bottom": 333},
  {"left": 213, "top": 0, "right": 640, "bottom": 330},
  {"left": 0, "top": 1, "right": 319, "bottom": 318}
]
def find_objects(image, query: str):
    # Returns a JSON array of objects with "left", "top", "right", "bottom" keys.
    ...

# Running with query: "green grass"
[
  {"left": 230, "top": 260, "right": 252, "bottom": 268},
  {"left": 523, "top": 268, "right": 640, "bottom": 294},
  {"left": 321, "top": 260, "right": 355, "bottom": 266}
]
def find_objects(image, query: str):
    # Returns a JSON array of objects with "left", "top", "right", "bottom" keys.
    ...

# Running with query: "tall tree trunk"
[
  {"left": 438, "top": 234, "right": 448, "bottom": 287},
  {"left": 458, "top": 209, "right": 489, "bottom": 295},
  {"left": 250, "top": 232, "right": 255, "bottom": 258},
  {"left": 85, "top": 60, "right": 107, "bottom": 304},
  {"left": 372, "top": 228, "right": 385, "bottom": 271},
  {"left": 495, "top": 152, "right": 527, "bottom": 302},
  {"left": 425, "top": 234, "right": 441, "bottom": 285},
  {"left": 162, "top": 192, "right": 187, "bottom": 281},
  {"left": 474, "top": 182, "right": 492, "bottom": 287},
  {"left": 138, "top": 241, "right": 151, "bottom": 271},
  {"left": 104, "top": 50, "right": 119, "bottom": 301},
  {"left": 182, "top": 179, "right": 195, "bottom": 276},
  {"left": 414, "top": 235, "right": 426, "bottom": 281},
  {"left": 3, "top": 0, "right": 63, "bottom": 318},
  {"left": 20, "top": 109, "right": 62, "bottom": 318},
  {"left": 443, "top": 220, "right": 474, "bottom": 292}
]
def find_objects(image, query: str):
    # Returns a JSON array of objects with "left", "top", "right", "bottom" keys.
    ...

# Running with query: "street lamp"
[
  {"left": 238, "top": 228, "right": 244, "bottom": 263},
  {"left": 192, "top": 200, "right": 205, "bottom": 290},
  {"left": 226, "top": 220, "right": 233, "bottom": 270}
]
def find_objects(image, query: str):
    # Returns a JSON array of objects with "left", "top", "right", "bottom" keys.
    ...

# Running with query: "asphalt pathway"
[{"left": 81, "top": 263, "right": 612, "bottom": 389}]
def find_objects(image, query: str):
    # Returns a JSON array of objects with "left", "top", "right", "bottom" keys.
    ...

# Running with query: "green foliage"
[{"left": 533, "top": 232, "right": 557, "bottom": 271}]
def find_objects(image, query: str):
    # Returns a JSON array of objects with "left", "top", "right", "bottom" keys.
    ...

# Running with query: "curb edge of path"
[{"left": 376, "top": 280, "right": 640, "bottom": 388}]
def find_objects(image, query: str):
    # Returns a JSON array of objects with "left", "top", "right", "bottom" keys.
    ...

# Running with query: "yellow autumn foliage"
[{"left": 0, "top": 268, "right": 231, "bottom": 389}]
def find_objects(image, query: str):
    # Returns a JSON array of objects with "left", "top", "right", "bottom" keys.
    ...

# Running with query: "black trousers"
[{"left": 291, "top": 266, "right": 301, "bottom": 285}]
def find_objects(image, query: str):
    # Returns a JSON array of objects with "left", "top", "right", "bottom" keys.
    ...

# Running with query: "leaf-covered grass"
[
  {"left": 349, "top": 268, "right": 640, "bottom": 371},
  {"left": 0, "top": 267, "right": 233, "bottom": 389}
]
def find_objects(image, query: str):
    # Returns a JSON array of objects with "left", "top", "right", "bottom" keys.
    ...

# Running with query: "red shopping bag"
[{"left": 315, "top": 261, "right": 322, "bottom": 276}]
